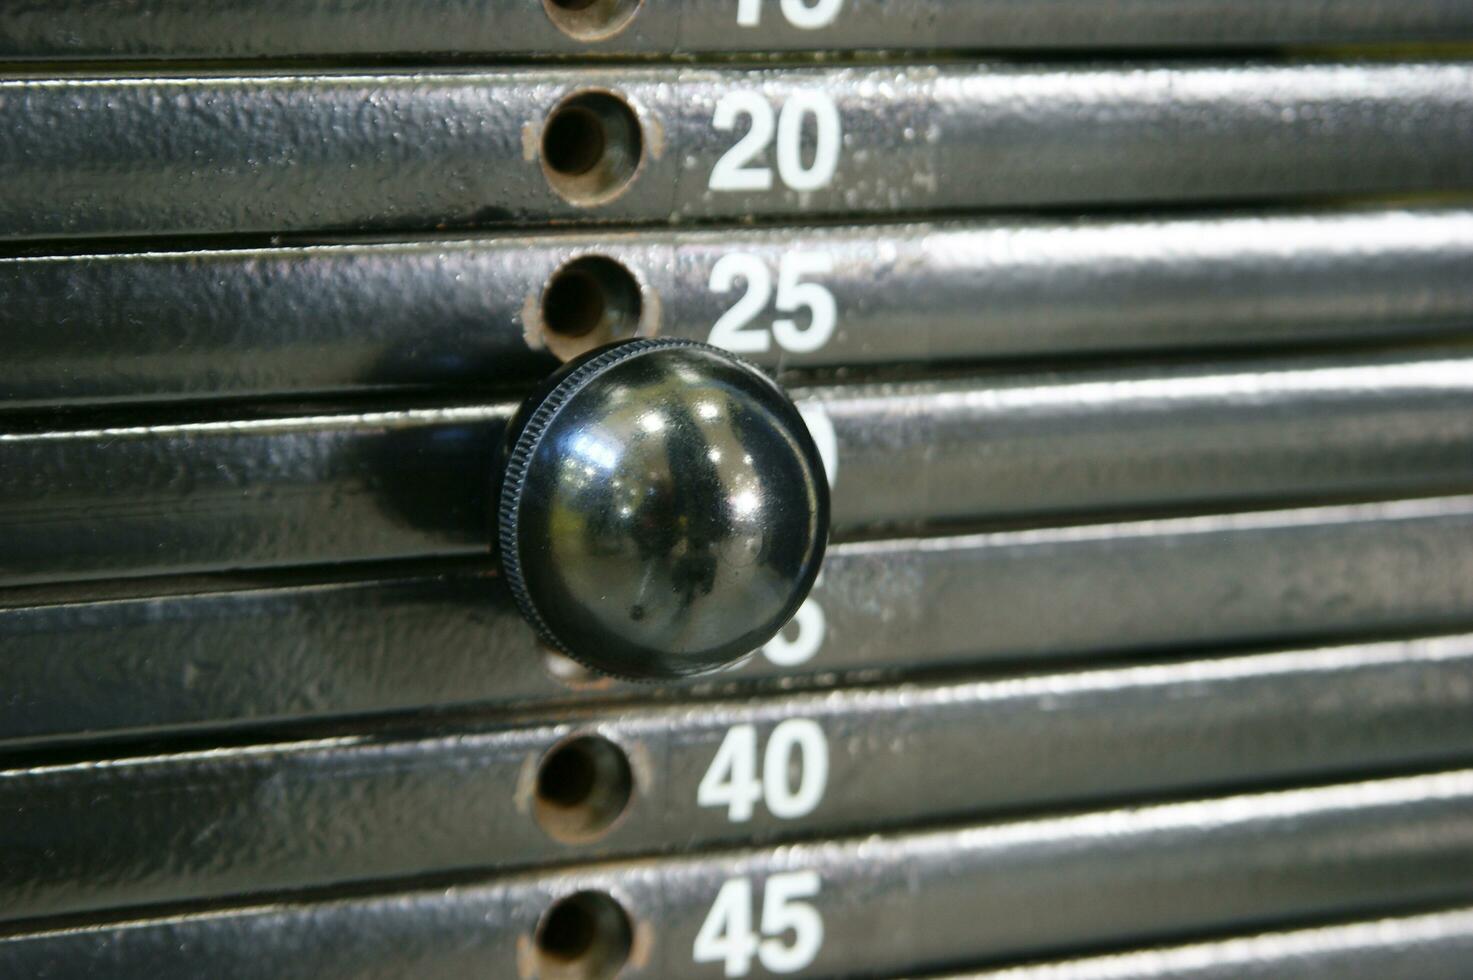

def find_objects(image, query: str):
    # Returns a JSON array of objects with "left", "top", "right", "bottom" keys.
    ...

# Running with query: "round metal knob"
[{"left": 497, "top": 339, "right": 829, "bottom": 680}]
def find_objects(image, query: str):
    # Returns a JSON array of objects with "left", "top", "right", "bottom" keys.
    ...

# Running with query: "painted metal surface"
[
  {"left": 5, "top": 634, "right": 1473, "bottom": 921},
  {"left": 5, "top": 62, "right": 1473, "bottom": 240},
  {"left": 4, "top": 495, "right": 1472, "bottom": 747},
  {"left": 0, "top": 401, "right": 512, "bottom": 587},
  {"left": 4, "top": 771, "right": 1473, "bottom": 977},
  {"left": 4, "top": 0, "right": 1473, "bottom": 60},
  {"left": 3, "top": 348, "right": 1471, "bottom": 586},
  {"left": 7, "top": 207, "right": 1473, "bottom": 408},
  {"left": 946, "top": 906, "right": 1473, "bottom": 979},
  {"left": 2, "top": 5, "right": 1469, "bottom": 976}
]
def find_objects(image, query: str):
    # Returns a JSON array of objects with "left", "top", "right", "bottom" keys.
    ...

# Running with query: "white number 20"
[
  {"left": 710, "top": 91, "right": 841, "bottom": 193},
  {"left": 694, "top": 872, "right": 824, "bottom": 977},
  {"left": 709, "top": 252, "right": 837, "bottom": 355},
  {"left": 698, "top": 719, "right": 829, "bottom": 822},
  {"left": 737, "top": 0, "right": 844, "bottom": 29}
]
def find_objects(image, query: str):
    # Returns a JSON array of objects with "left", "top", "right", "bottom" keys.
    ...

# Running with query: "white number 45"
[{"left": 694, "top": 871, "right": 824, "bottom": 977}]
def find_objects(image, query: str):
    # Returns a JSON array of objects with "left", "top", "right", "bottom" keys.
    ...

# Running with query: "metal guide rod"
[
  {"left": 7, "top": 206, "right": 1473, "bottom": 408},
  {"left": 3, "top": 495, "right": 1472, "bottom": 748},
  {"left": 3, "top": 348, "right": 1471, "bottom": 587},
  {"left": 5, "top": 634, "right": 1473, "bottom": 922},
  {"left": 3, "top": 0, "right": 1473, "bottom": 60},
  {"left": 5, "top": 61, "right": 1473, "bottom": 240},
  {"left": 3, "top": 771, "right": 1473, "bottom": 978},
  {"left": 944, "top": 906, "right": 1473, "bottom": 980}
]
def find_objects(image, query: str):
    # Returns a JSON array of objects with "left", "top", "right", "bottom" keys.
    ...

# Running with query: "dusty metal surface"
[
  {"left": 3, "top": 3, "right": 1470, "bottom": 977},
  {"left": 0, "top": 402, "right": 512, "bottom": 587},
  {"left": 4, "top": 771, "right": 1473, "bottom": 978},
  {"left": 4, "top": 495, "right": 1472, "bottom": 747},
  {"left": 4, "top": 0, "right": 1473, "bottom": 60},
  {"left": 5, "top": 634, "right": 1473, "bottom": 921},
  {"left": 5, "top": 61, "right": 1473, "bottom": 240},
  {"left": 7, "top": 207, "right": 1473, "bottom": 408},
  {"left": 946, "top": 906, "right": 1473, "bottom": 979},
  {"left": 808, "top": 350, "right": 1473, "bottom": 533},
  {"left": 3, "top": 347, "right": 1471, "bottom": 586}
]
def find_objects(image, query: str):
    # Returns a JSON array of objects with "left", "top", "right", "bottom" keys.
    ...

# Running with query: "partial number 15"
[{"left": 736, "top": 0, "right": 844, "bottom": 29}]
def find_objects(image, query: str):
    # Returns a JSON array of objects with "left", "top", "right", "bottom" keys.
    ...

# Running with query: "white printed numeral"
[
  {"left": 762, "top": 404, "right": 835, "bottom": 668},
  {"left": 765, "top": 568, "right": 826, "bottom": 668},
  {"left": 697, "top": 719, "right": 829, "bottom": 823},
  {"left": 763, "top": 593, "right": 825, "bottom": 667},
  {"left": 710, "top": 92, "right": 841, "bottom": 192},
  {"left": 693, "top": 872, "right": 825, "bottom": 978},
  {"left": 709, "top": 253, "right": 836, "bottom": 355},
  {"left": 797, "top": 404, "right": 837, "bottom": 487},
  {"left": 737, "top": 0, "right": 845, "bottom": 29}
]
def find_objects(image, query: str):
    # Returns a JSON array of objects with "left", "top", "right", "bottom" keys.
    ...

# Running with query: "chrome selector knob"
[{"left": 497, "top": 339, "right": 829, "bottom": 680}]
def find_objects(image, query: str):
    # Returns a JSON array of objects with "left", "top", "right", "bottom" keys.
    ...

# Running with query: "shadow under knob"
[{"left": 497, "top": 339, "right": 829, "bottom": 680}]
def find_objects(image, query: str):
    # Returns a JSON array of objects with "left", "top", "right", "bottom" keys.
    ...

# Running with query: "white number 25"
[{"left": 709, "top": 252, "right": 836, "bottom": 355}]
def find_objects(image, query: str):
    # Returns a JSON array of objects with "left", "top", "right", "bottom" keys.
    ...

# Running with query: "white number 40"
[
  {"left": 694, "top": 871, "right": 824, "bottom": 977},
  {"left": 698, "top": 719, "right": 828, "bottom": 822},
  {"left": 709, "top": 252, "right": 836, "bottom": 355}
]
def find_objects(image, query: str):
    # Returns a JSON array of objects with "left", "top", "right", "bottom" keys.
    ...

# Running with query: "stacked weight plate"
[{"left": 4, "top": 3, "right": 1473, "bottom": 978}]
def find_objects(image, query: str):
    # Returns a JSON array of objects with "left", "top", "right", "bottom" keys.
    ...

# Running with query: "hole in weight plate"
[
  {"left": 534, "top": 891, "right": 634, "bottom": 980},
  {"left": 543, "top": 0, "right": 643, "bottom": 42},
  {"left": 544, "top": 107, "right": 607, "bottom": 177},
  {"left": 541, "top": 92, "right": 644, "bottom": 206},
  {"left": 540, "top": 255, "right": 644, "bottom": 360},
  {"left": 534, "top": 734, "right": 635, "bottom": 843}
]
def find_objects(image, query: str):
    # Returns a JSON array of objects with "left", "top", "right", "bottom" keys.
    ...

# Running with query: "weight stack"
[{"left": 2, "top": 3, "right": 1473, "bottom": 979}]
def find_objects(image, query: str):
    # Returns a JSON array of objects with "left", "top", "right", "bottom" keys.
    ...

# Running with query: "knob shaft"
[{"left": 497, "top": 339, "right": 829, "bottom": 679}]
